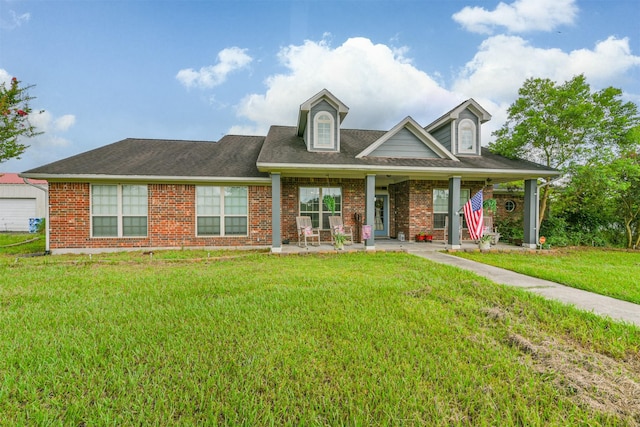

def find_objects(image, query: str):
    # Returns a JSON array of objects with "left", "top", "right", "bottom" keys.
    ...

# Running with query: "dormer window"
[
  {"left": 458, "top": 119, "right": 476, "bottom": 154},
  {"left": 314, "top": 112, "right": 334, "bottom": 148}
]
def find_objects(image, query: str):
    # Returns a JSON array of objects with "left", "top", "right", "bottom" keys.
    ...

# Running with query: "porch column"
[
  {"left": 365, "top": 174, "right": 376, "bottom": 250},
  {"left": 448, "top": 176, "right": 461, "bottom": 249},
  {"left": 270, "top": 173, "right": 282, "bottom": 253},
  {"left": 523, "top": 178, "right": 537, "bottom": 248}
]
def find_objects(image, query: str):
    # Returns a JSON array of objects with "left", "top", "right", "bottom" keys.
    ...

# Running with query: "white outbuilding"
[{"left": 0, "top": 173, "right": 47, "bottom": 232}]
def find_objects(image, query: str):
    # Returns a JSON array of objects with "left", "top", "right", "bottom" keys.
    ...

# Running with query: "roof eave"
[
  {"left": 18, "top": 173, "right": 272, "bottom": 185},
  {"left": 257, "top": 162, "right": 561, "bottom": 179}
]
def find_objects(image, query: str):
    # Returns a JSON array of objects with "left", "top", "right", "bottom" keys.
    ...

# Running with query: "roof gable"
[
  {"left": 356, "top": 117, "right": 458, "bottom": 161},
  {"left": 424, "top": 98, "right": 491, "bottom": 133},
  {"left": 297, "top": 89, "right": 349, "bottom": 137}
]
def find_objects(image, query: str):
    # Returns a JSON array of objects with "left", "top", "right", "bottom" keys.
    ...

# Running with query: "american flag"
[{"left": 463, "top": 190, "right": 484, "bottom": 240}]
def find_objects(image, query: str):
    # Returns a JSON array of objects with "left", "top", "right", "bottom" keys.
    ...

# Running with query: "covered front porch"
[{"left": 269, "top": 172, "right": 542, "bottom": 253}]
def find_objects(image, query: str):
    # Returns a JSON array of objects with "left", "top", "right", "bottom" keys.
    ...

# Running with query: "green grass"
[
  {"left": 453, "top": 248, "right": 640, "bottom": 304},
  {"left": 0, "top": 232, "right": 45, "bottom": 255},
  {"left": 1, "top": 250, "right": 639, "bottom": 425}
]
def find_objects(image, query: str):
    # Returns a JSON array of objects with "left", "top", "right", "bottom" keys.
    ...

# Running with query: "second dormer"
[
  {"left": 424, "top": 99, "right": 491, "bottom": 156},
  {"left": 297, "top": 89, "right": 349, "bottom": 153}
]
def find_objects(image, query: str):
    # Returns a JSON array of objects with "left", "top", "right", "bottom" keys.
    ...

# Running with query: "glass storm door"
[{"left": 374, "top": 195, "right": 388, "bottom": 237}]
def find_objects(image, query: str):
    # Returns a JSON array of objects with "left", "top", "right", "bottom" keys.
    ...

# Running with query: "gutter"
[
  {"left": 18, "top": 173, "right": 272, "bottom": 185},
  {"left": 22, "top": 177, "right": 50, "bottom": 254},
  {"left": 257, "top": 162, "right": 562, "bottom": 179}
]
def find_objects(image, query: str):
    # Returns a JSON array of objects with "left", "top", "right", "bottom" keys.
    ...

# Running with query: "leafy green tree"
[
  {"left": 490, "top": 74, "right": 640, "bottom": 226},
  {"left": 0, "top": 77, "right": 42, "bottom": 163},
  {"left": 555, "top": 126, "right": 640, "bottom": 247}
]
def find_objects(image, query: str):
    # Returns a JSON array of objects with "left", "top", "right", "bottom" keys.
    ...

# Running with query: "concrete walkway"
[
  {"left": 280, "top": 239, "right": 640, "bottom": 327},
  {"left": 409, "top": 249, "right": 640, "bottom": 328}
]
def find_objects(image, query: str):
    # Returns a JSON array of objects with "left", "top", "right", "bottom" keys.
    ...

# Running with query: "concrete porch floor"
[{"left": 278, "top": 238, "right": 528, "bottom": 254}]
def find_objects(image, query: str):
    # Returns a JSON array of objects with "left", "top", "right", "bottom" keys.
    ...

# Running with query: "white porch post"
[{"left": 270, "top": 173, "right": 282, "bottom": 253}]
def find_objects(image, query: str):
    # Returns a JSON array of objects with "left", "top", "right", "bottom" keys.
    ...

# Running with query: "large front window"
[
  {"left": 299, "top": 187, "right": 341, "bottom": 229},
  {"left": 433, "top": 188, "right": 470, "bottom": 229},
  {"left": 91, "top": 184, "right": 148, "bottom": 237},
  {"left": 196, "top": 186, "right": 248, "bottom": 236}
]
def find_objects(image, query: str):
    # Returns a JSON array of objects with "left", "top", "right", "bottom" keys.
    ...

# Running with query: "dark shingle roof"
[
  {"left": 258, "top": 126, "right": 557, "bottom": 174},
  {"left": 23, "top": 136, "right": 268, "bottom": 178}
]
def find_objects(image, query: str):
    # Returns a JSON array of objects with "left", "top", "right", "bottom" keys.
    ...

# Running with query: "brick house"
[{"left": 20, "top": 89, "right": 559, "bottom": 254}]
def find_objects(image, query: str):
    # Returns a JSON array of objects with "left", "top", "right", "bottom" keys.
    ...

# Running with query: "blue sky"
[{"left": 1, "top": 0, "right": 639, "bottom": 172}]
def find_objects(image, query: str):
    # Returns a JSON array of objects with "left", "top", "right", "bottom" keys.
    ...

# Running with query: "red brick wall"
[
  {"left": 48, "top": 178, "right": 494, "bottom": 251},
  {"left": 494, "top": 193, "right": 524, "bottom": 220},
  {"left": 281, "top": 177, "right": 365, "bottom": 243},
  {"left": 48, "top": 182, "right": 272, "bottom": 251},
  {"left": 391, "top": 180, "right": 488, "bottom": 241}
]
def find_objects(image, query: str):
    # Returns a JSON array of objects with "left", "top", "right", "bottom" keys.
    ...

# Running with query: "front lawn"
[
  {"left": 1, "top": 251, "right": 639, "bottom": 425},
  {"left": 0, "top": 232, "right": 45, "bottom": 255},
  {"left": 453, "top": 248, "right": 640, "bottom": 304}
]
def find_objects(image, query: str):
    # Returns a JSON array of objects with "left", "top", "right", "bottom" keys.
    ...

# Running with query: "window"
[
  {"left": 505, "top": 200, "right": 516, "bottom": 212},
  {"left": 313, "top": 112, "right": 334, "bottom": 148},
  {"left": 91, "top": 184, "right": 148, "bottom": 237},
  {"left": 458, "top": 119, "right": 476, "bottom": 154},
  {"left": 433, "top": 188, "right": 470, "bottom": 229},
  {"left": 196, "top": 186, "right": 248, "bottom": 236},
  {"left": 299, "top": 187, "right": 341, "bottom": 229}
]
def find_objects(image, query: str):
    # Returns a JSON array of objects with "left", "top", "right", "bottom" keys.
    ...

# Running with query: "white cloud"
[
  {"left": 53, "top": 114, "right": 76, "bottom": 132},
  {"left": 452, "top": 35, "right": 640, "bottom": 104},
  {"left": 0, "top": 68, "right": 10, "bottom": 85},
  {"left": 176, "top": 47, "right": 252, "bottom": 89},
  {"left": 1, "top": 68, "right": 76, "bottom": 150},
  {"left": 22, "top": 111, "right": 76, "bottom": 148},
  {"left": 453, "top": 0, "right": 577, "bottom": 34},
  {"left": 231, "top": 37, "right": 457, "bottom": 135},
  {"left": 0, "top": 6, "right": 30, "bottom": 30}
]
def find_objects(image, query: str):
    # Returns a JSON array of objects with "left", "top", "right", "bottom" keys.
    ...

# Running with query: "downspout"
[{"left": 22, "top": 178, "right": 50, "bottom": 254}]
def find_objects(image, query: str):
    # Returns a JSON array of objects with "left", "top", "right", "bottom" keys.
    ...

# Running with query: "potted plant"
[
  {"left": 323, "top": 194, "right": 337, "bottom": 216},
  {"left": 479, "top": 234, "right": 492, "bottom": 250},
  {"left": 483, "top": 198, "right": 497, "bottom": 215},
  {"left": 333, "top": 227, "right": 347, "bottom": 250},
  {"left": 415, "top": 232, "right": 425, "bottom": 242}
]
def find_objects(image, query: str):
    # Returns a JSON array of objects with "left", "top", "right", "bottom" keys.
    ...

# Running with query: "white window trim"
[
  {"left": 196, "top": 186, "right": 249, "bottom": 237},
  {"left": 313, "top": 112, "right": 334, "bottom": 149},
  {"left": 299, "top": 187, "right": 342, "bottom": 230},
  {"left": 90, "top": 184, "right": 148, "bottom": 238},
  {"left": 433, "top": 188, "right": 470, "bottom": 229},
  {"left": 458, "top": 119, "right": 477, "bottom": 154}
]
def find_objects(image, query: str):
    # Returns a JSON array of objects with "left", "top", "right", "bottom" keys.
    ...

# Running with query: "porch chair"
[
  {"left": 483, "top": 216, "right": 501, "bottom": 245},
  {"left": 296, "top": 216, "right": 321, "bottom": 247},
  {"left": 328, "top": 216, "right": 354, "bottom": 245}
]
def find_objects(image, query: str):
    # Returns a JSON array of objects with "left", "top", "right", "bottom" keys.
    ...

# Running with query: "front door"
[{"left": 374, "top": 195, "right": 388, "bottom": 237}]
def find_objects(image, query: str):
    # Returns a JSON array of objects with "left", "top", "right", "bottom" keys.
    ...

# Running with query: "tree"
[
  {"left": 0, "top": 77, "right": 42, "bottom": 163},
  {"left": 489, "top": 74, "right": 640, "bottom": 226}
]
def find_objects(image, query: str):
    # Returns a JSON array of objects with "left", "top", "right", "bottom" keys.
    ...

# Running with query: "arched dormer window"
[
  {"left": 458, "top": 119, "right": 476, "bottom": 154},
  {"left": 314, "top": 112, "right": 334, "bottom": 149}
]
